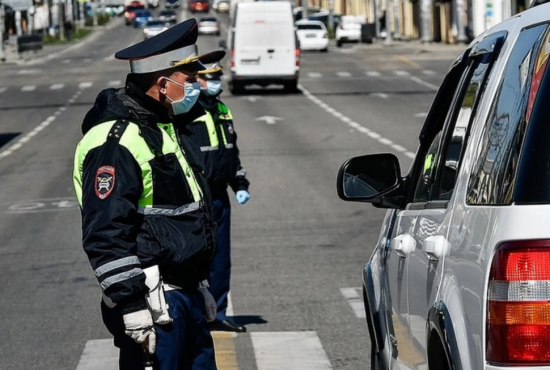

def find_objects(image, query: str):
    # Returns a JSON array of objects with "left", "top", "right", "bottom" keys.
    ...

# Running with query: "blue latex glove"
[{"left": 236, "top": 190, "right": 250, "bottom": 204}]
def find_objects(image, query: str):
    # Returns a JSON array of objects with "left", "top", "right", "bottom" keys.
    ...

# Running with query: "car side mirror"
[{"left": 337, "top": 153, "right": 402, "bottom": 204}]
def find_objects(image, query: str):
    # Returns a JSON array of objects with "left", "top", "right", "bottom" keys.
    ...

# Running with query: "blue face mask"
[
  {"left": 204, "top": 80, "right": 222, "bottom": 96},
  {"left": 165, "top": 78, "right": 201, "bottom": 115}
]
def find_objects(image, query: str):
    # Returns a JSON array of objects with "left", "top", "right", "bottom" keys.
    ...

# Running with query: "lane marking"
[
  {"left": 21, "top": 85, "right": 36, "bottom": 92},
  {"left": 299, "top": 83, "right": 416, "bottom": 159},
  {"left": 415, "top": 112, "right": 428, "bottom": 118},
  {"left": 365, "top": 71, "right": 381, "bottom": 77},
  {"left": 0, "top": 87, "right": 7, "bottom": 93},
  {"left": 83, "top": 58, "right": 93, "bottom": 63},
  {"left": 252, "top": 332, "right": 332, "bottom": 370},
  {"left": 50, "top": 83, "right": 65, "bottom": 90},
  {"left": 423, "top": 70, "right": 437, "bottom": 76},
  {"left": 336, "top": 71, "right": 352, "bottom": 77},
  {"left": 394, "top": 70, "right": 410, "bottom": 77},
  {"left": 340, "top": 287, "right": 366, "bottom": 318},
  {"left": 107, "top": 80, "right": 122, "bottom": 87},
  {"left": 212, "top": 332, "right": 238, "bottom": 370},
  {"left": 75, "top": 339, "right": 118, "bottom": 370},
  {"left": 394, "top": 55, "right": 422, "bottom": 69},
  {"left": 79, "top": 82, "right": 93, "bottom": 89},
  {"left": 369, "top": 93, "right": 389, "bottom": 99},
  {"left": 62, "top": 59, "right": 72, "bottom": 64},
  {"left": 308, "top": 72, "right": 322, "bottom": 78},
  {"left": 103, "top": 55, "right": 115, "bottom": 61},
  {"left": 410, "top": 76, "right": 439, "bottom": 91},
  {"left": 227, "top": 291, "right": 233, "bottom": 316},
  {"left": 17, "top": 68, "right": 42, "bottom": 75}
]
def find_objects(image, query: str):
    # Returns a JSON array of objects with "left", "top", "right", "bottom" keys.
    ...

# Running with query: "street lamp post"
[
  {"left": 420, "top": 0, "right": 431, "bottom": 43},
  {"left": 0, "top": 2, "right": 5, "bottom": 62},
  {"left": 384, "top": 0, "right": 392, "bottom": 44}
]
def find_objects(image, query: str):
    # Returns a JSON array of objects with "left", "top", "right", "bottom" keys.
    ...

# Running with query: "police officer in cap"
[
  {"left": 188, "top": 51, "right": 250, "bottom": 333},
  {"left": 73, "top": 19, "right": 219, "bottom": 369}
]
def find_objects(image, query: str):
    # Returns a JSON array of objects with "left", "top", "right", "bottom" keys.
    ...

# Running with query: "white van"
[{"left": 229, "top": 1, "right": 299, "bottom": 93}]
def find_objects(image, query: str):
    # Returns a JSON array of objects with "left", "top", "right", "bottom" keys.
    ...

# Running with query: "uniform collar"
[{"left": 125, "top": 78, "right": 173, "bottom": 124}]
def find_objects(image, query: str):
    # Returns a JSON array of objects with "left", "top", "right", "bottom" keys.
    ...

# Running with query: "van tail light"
[
  {"left": 295, "top": 48, "right": 300, "bottom": 66},
  {"left": 230, "top": 49, "right": 235, "bottom": 68},
  {"left": 487, "top": 240, "right": 550, "bottom": 365}
]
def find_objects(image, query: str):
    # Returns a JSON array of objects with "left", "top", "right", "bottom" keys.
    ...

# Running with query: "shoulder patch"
[{"left": 95, "top": 166, "right": 116, "bottom": 200}]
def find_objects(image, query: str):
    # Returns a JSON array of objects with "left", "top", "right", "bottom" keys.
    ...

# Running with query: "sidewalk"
[{"left": 0, "top": 17, "right": 122, "bottom": 66}]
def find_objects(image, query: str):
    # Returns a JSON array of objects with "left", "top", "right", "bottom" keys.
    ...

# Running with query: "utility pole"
[
  {"left": 0, "top": 3, "right": 5, "bottom": 62},
  {"left": 79, "top": 0, "right": 84, "bottom": 27},
  {"left": 302, "top": 0, "right": 308, "bottom": 19},
  {"left": 455, "top": 0, "right": 467, "bottom": 42},
  {"left": 92, "top": 0, "right": 97, "bottom": 26},
  {"left": 374, "top": 0, "right": 380, "bottom": 41},
  {"left": 328, "top": 0, "right": 333, "bottom": 32},
  {"left": 384, "top": 0, "right": 392, "bottom": 44},
  {"left": 420, "top": 0, "right": 431, "bottom": 43},
  {"left": 392, "top": 0, "right": 400, "bottom": 40}
]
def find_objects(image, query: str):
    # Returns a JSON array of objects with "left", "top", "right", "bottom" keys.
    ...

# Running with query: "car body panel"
[{"left": 296, "top": 20, "right": 328, "bottom": 51}]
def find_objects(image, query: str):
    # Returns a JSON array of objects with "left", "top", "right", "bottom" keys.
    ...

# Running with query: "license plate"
[
  {"left": 306, "top": 33, "right": 317, "bottom": 38},
  {"left": 241, "top": 58, "right": 260, "bottom": 65}
]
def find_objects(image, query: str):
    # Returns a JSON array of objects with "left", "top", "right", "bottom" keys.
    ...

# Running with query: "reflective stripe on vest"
[{"left": 74, "top": 120, "right": 203, "bottom": 207}]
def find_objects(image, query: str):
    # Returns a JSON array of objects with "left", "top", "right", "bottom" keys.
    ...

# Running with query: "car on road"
[
  {"left": 158, "top": 10, "right": 177, "bottom": 23},
  {"left": 307, "top": 10, "right": 341, "bottom": 31},
  {"left": 292, "top": 6, "right": 323, "bottom": 22},
  {"left": 124, "top": 2, "right": 145, "bottom": 25},
  {"left": 229, "top": 1, "right": 299, "bottom": 94},
  {"left": 188, "top": 0, "right": 209, "bottom": 13},
  {"left": 335, "top": 15, "right": 366, "bottom": 47},
  {"left": 198, "top": 16, "right": 221, "bottom": 35},
  {"left": 143, "top": 19, "right": 170, "bottom": 38},
  {"left": 337, "top": 5, "right": 550, "bottom": 370},
  {"left": 213, "top": 0, "right": 229, "bottom": 12},
  {"left": 165, "top": 0, "right": 180, "bottom": 8},
  {"left": 146, "top": 0, "right": 159, "bottom": 8},
  {"left": 295, "top": 20, "right": 328, "bottom": 52},
  {"left": 133, "top": 9, "right": 153, "bottom": 27}
]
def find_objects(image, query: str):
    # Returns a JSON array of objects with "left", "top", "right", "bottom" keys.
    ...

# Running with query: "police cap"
[
  {"left": 115, "top": 18, "right": 209, "bottom": 74},
  {"left": 198, "top": 50, "right": 226, "bottom": 80}
]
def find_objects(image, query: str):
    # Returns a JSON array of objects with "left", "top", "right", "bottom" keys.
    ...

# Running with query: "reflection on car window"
[
  {"left": 414, "top": 131, "right": 443, "bottom": 203},
  {"left": 467, "top": 24, "right": 550, "bottom": 205},
  {"left": 343, "top": 174, "right": 378, "bottom": 198}
]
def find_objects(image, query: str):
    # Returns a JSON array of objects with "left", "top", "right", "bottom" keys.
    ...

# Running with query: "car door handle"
[
  {"left": 267, "top": 49, "right": 275, "bottom": 53},
  {"left": 422, "top": 235, "right": 450, "bottom": 261},
  {"left": 391, "top": 234, "right": 416, "bottom": 258}
]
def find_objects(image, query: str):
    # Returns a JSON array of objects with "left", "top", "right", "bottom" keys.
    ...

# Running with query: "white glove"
[
  {"left": 123, "top": 309, "right": 156, "bottom": 354},
  {"left": 199, "top": 287, "right": 217, "bottom": 322}
]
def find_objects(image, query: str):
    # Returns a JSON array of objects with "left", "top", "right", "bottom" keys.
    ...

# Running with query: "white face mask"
[
  {"left": 203, "top": 80, "right": 222, "bottom": 96},
  {"left": 164, "top": 78, "right": 201, "bottom": 115}
]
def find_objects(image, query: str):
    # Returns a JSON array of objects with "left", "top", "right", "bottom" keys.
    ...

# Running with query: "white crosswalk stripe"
[
  {"left": 83, "top": 58, "right": 93, "bottom": 63},
  {"left": 336, "top": 71, "right": 352, "bottom": 77},
  {"left": 308, "top": 72, "right": 323, "bottom": 78},
  {"left": 75, "top": 340, "right": 117, "bottom": 370},
  {"left": 252, "top": 332, "right": 332, "bottom": 369},
  {"left": 50, "top": 83, "right": 65, "bottom": 90},
  {"left": 21, "top": 85, "right": 36, "bottom": 92},
  {"left": 365, "top": 71, "right": 381, "bottom": 77},
  {"left": 79, "top": 82, "right": 93, "bottom": 89},
  {"left": 103, "top": 55, "right": 115, "bottom": 61},
  {"left": 62, "top": 59, "right": 71, "bottom": 64},
  {"left": 340, "top": 287, "right": 366, "bottom": 318},
  {"left": 394, "top": 70, "right": 411, "bottom": 76},
  {"left": 423, "top": 70, "right": 437, "bottom": 76},
  {"left": 107, "top": 80, "right": 122, "bottom": 87},
  {"left": 0, "top": 87, "right": 7, "bottom": 93}
]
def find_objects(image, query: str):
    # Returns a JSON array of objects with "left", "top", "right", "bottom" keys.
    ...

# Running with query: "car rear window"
[
  {"left": 466, "top": 24, "right": 550, "bottom": 205},
  {"left": 201, "top": 17, "right": 217, "bottom": 22},
  {"left": 127, "top": 5, "right": 144, "bottom": 11},
  {"left": 297, "top": 24, "right": 322, "bottom": 30}
]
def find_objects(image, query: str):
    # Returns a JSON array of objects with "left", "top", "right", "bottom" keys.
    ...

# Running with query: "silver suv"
[{"left": 337, "top": 5, "right": 550, "bottom": 370}]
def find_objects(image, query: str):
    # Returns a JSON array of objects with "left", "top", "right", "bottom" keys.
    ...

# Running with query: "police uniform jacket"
[
  {"left": 73, "top": 78, "right": 217, "bottom": 312},
  {"left": 188, "top": 93, "right": 250, "bottom": 195}
]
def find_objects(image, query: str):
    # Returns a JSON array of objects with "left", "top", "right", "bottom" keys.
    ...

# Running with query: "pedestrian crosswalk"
[
  {"left": 73, "top": 287, "right": 367, "bottom": 370},
  {"left": 306, "top": 69, "right": 438, "bottom": 79}
]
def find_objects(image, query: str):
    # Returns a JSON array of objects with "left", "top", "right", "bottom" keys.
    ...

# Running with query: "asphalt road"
[{"left": 0, "top": 9, "right": 460, "bottom": 370}]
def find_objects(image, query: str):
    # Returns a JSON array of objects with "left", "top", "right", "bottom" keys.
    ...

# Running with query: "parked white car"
[
  {"left": 335, "top": 15, "right": 365, "bottom": 47},
  {"left": 295, "top": 20, "right": 328, "bottom": 52},
  {"left": 338, "top": 4, "right": 550, "bottom": 370}
]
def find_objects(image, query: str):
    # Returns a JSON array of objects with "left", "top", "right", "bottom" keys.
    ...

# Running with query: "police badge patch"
[{"left": 95, "top": 166, "right": 115, "bottom": 200}]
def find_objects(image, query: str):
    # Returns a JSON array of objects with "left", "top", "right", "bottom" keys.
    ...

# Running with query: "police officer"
[
  {"left": 73, "top": 19, "right": 219, "bottom": 369},
  {"left": 188, "top": 51, "right": 250, "bottom": 333}
]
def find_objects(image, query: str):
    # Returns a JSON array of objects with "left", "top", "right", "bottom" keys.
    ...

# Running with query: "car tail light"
[
  {"left": 295, "top": 48, "right": 300, "bottom": 66},
  {"left": 487, "top": 240, "right": 550, "bottom": 365},
  {"left": 230, "top": 49, "right": 235, "bottom": 68}
]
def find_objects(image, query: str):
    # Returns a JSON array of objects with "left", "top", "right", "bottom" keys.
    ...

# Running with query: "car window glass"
[
  {"left": 413, "top": 131, "right": 443, "bottom": 203},
  {"left": 467, "top": 24, "right": 550, "bottom": 205},
  {"left": 436, "top": 58, "right": 491, "bottom": 201}
]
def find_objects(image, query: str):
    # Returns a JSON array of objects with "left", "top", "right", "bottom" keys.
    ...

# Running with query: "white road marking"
[
  {"left": 62, "top": 59, "right": 72, "bottom": 64},
  {"left": 227, "top": 292, "right": 233, "bottom": 316},
  {"left": 79, "top": 82, "right": 93, "bottom": 89},
  {"left": 410, "top": 76, "right": 439, "bottom": 91},
  {"left": 252, "top": 332, "right": 332, "bottom": 370},
  {"left": 107, "top": 80, "right": 121, "bottom": 87},
  {"left": 17, "top": 68, "right": 42, "bottom": 75},
  {"left": 308, "top": 72, "right": 323, "bottom": 78},
  {"left": 83, "top": 58, "right": 93, "bottom": 63},
  {"left": 369, "top": 93, "right": 389, "bottom": 99},
  {"left": 423, "top": 70, "right": 437, "bottom": 76},
  {"left": 415, "top": 112, "right": 429, "bottom": 118},
  {"left": 340, "top": 287, "right": 366, "bottom": 318},
  {"left": 394, "top": 70, "right": 410, "bottom": 76},
  {"left": 299, "top": 83, "right": 416, "bottom": 158},
  {"left": 366, "top": 71, "right": 382, "bottom": 77},
  {"left": 50, "top": 83, "right": 65, "bottom": 90},
  {"left": 21, "top": 85, "right": 36, "bottom": 92},
  {"left": 336, "top": 71, "right": 352, "bottom": 77},
  {"left": 75, "top": 339, "right": 118, "bottom": 370},
  {"left": 0, "top": 87, "right": 7, "bottom": 93},
  {"left": 103, "top": 55, "right": 115, "bottom": 61}
]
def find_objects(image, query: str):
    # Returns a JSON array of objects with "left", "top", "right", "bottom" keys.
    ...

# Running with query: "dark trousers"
[
  {"left": 101, "top": 289, "right": 217, "bottom": 370},
  {"left": 209, "top": 189, "right": 231, "bottom": 322}
]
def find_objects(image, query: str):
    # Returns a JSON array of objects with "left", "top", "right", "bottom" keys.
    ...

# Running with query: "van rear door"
[{"left": 234, "top": 12, "right": 296, "bottom": 77}]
